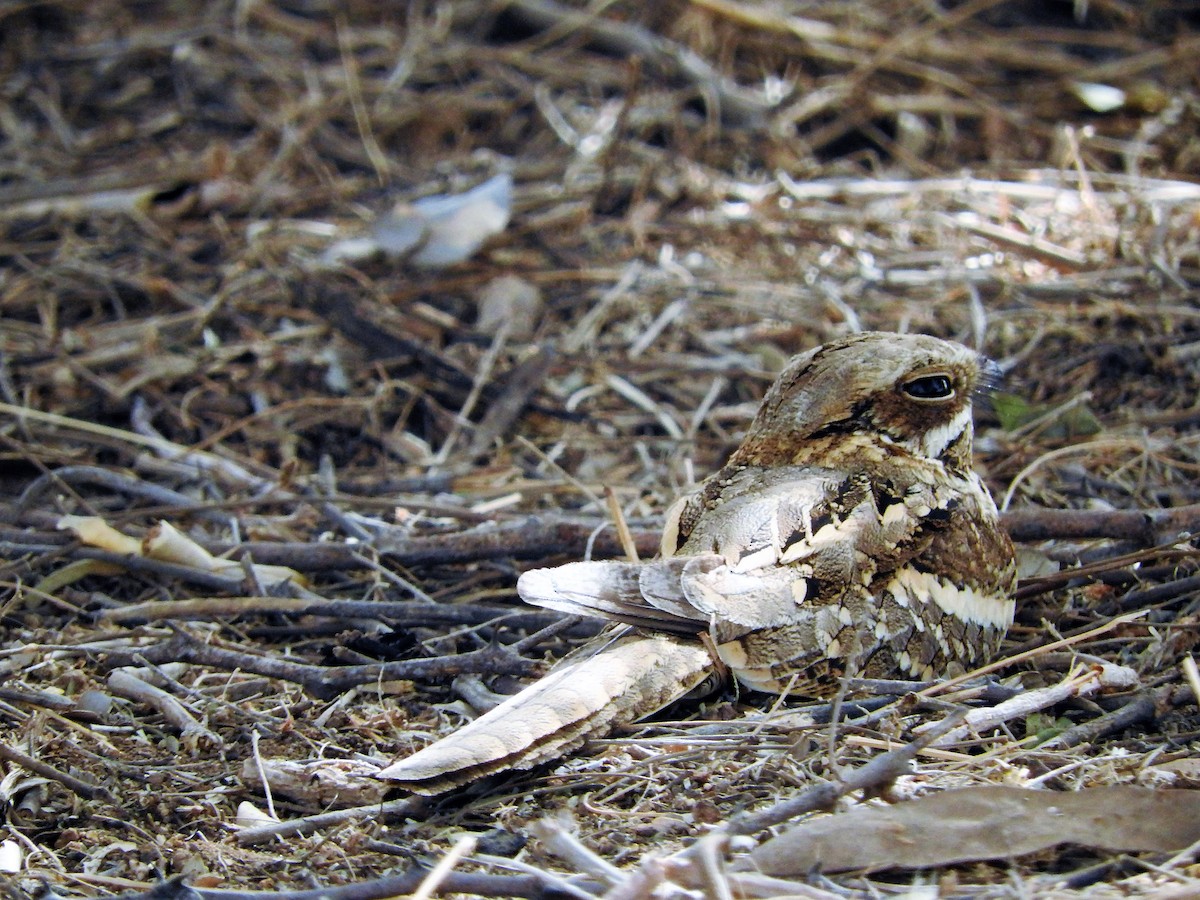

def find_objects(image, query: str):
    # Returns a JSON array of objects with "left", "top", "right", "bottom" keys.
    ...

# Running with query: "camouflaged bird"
[{"left": 377, "top": 332, "right": 1017, "bottom": 793}]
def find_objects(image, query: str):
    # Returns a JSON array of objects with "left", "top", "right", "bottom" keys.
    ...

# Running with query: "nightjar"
[{"left": 378, "top": 332, "right": 1017, "bottom": 793}]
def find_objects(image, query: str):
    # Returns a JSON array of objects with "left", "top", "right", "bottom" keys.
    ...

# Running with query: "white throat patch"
[{"left": 913, "top": 406, "right": 971, "bottom": 460}]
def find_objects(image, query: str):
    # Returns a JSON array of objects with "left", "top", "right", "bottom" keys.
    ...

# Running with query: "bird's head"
[{"left": 732, "top": 332, "right": 999, "bottom": 472}]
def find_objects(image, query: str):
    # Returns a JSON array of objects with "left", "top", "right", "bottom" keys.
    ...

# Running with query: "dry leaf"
[
  {"left": 57, "top": 516, "right": 306, "bottom": 589},
  {"left": 745, "top": 786, "right": 1200, "bottom": 874},
  {"left": 33, "top": 559, "right": 126, "bottom": 594},
  {"left": 1016, "top": 547, "right": 1059, "bottom": 578},
  {"left": 57, "top": 515, "right": 142, "bottom": 554}
]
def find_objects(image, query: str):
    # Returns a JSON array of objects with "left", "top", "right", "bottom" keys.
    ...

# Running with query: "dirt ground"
[{"left": 3, "top": 1, "right": 1200, "bottom": 897}]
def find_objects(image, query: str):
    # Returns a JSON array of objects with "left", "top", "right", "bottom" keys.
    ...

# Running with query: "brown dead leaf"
[{"left": 746, "top": 786, "right": 1200, "bottom": 874}]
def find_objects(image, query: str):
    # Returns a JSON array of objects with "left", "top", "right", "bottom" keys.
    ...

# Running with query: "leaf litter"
[{"left": 2, "top": 1, "right": 1200, "bottom": 897}]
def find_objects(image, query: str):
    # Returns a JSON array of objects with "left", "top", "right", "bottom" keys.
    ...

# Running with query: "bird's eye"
[{"left": 902, "top": 374, "right": 955, "bottom": 401}]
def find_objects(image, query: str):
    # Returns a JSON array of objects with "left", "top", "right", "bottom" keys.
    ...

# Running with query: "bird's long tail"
[{"left": 375, "top": 633, "right": 714, "bottom": 794}]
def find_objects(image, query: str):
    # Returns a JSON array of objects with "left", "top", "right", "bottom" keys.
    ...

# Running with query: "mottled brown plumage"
[{"left": 378, "top": 332, "right": 1016, "bottom": 793}]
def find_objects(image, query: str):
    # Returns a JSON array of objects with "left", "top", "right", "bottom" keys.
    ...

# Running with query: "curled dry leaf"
[
  {"left": 57, "top": 515, "right": 142, "bottom": 555},
  {"left": 56, "top": 515, "right": 306, "bottom": 589},
  {"left": 744, "top": 786, "right": 1200, "bottom": 875}
]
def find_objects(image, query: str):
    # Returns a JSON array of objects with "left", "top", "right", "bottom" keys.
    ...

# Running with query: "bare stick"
[
  {"left": 721, "top": 711, "right": 965, "bottom": 836},
  {"left": 107, "top": 668, "right": 222, "bottom": 751},
  {"left": 1038, "top": 685, "right": 1177, "bottom": 751},
  {"left": 100, "top": 632, "right": 539, "bottom": 700},
  {"left": 0, "top": 740, "right": 115, "bottom": 803},
  {"left": 235, "top": 797, "right": 425, "bottom": 846}
]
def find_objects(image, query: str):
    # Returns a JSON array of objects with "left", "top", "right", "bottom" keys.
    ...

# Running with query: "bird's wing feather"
[{"left": 521, "top": 468, "right": 964, "bottom": 635}]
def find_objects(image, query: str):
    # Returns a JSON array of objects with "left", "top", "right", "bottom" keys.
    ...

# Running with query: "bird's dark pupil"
[{"left": 904, "top": 375, "right": 953, "bottom": 399}]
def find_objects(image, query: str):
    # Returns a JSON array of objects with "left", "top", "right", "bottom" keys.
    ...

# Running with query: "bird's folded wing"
[
  {"left": 679, "top": 474, "right": 968, "bottom": 620},
  {"left": 375, "top": 634, "right": 714, "bottom": 794},
  {"left": 519, "top": 474, "right": 964, "bottom": 638}
]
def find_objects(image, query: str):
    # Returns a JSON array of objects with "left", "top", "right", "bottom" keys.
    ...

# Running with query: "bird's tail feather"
[
  {"left": 518, "top": 557, "right": 719, "bottom": 633},
  {"left": 375, "top": 634, "right": 714, "bottom": 794}
]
